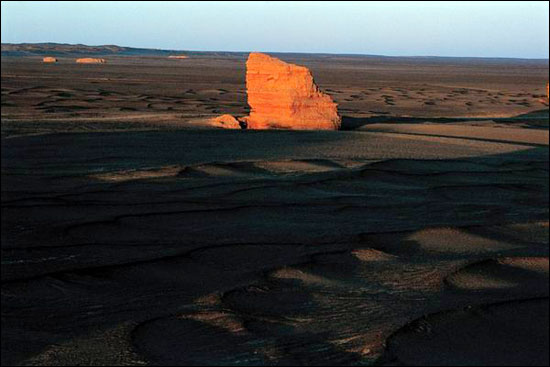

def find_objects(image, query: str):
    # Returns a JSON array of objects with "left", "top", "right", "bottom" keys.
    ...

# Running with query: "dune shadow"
[
  {"left": 379, "top": 298, "right": 549, "bottom": 366},
  {"left": 500, "top": 108, "right": 549, "bottom": 129},
  {"left": 341, "top": 115, "right": 470, "bottom": 130},
  {"left": 341, "top": 107, "right": 550, "bottom": 131}
]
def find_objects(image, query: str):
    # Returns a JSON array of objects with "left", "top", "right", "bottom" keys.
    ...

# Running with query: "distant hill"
[
  {"left": 1, "top": 43, "right": 548, "bottom": 65},
  {"left": 0, "top": 43, "right": 246, "bottom": 57}
]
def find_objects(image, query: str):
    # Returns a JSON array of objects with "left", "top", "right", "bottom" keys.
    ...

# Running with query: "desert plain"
[{"left": 1, "top": 48, "right": 549, "bottom": 365}]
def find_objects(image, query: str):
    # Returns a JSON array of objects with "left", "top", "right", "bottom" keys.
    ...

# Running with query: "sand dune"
[{"left": 2, "top": 129, "right": 548, "bottom": 365}]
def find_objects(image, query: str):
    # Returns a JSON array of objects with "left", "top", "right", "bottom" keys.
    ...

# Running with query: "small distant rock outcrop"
[
  {"left": 210, "top": 52, "right": 340, "bottom": 130},
  {"left": 168, "top": 55, "right": 189, "bottom": 59},
  {"left": 76, "top": 58, "right": 106, "bottom": 64},
  {"left": 208, "top": 114, "right": 242, "bottom": 129},
  {"left": 42, "top": 57, "right": 57, "bottom": 63}
]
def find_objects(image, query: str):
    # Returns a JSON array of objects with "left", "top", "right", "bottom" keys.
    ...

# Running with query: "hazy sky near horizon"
[{"left": 1, "top": 1, "right": 549, "bottom": 58}]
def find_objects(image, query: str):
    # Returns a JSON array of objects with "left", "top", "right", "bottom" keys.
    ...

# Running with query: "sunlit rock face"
[
  {"left": 209, "top": 114, "right": 242, "bottom": 129},
  {"left": 241, "top": 52, "right": 340, "bottom": 130},
  {"left": 76, "top": 58, "right": 106, "bottom": 64},
  {"left": 42, "top": 57, "right": 57, "bottom": 63},
  {"left": 207, "top": 53, "right": 340, "bottom": 130}
]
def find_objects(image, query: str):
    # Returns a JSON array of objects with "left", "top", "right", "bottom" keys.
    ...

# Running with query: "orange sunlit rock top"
[{"left": 240, "top": 52, "right": 340, "bottom": 130}]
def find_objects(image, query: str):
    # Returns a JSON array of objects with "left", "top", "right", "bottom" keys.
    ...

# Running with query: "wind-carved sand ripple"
[
  {"left": 90, "top": 159, "right": 355, "bottom": 182},
  {"left": 134, "top": 228, "right": 523, "bottom": 365},
  {"left": 377, "top": 251, "right": 549, "bottom": 365},
  {"left": 131, "top": 240, "right": 473, "bottom": 365}
]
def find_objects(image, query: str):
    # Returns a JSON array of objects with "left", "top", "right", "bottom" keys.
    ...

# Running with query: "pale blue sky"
[{"left": 1, "top": 1, "right": 549, "bottom": 58}]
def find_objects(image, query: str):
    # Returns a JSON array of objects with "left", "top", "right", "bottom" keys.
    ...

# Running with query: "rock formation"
[
  {"left": 208, "top": 114, "right": 241, "bottom": 129},
  {"left": 42, "top": 57, "right": 57, "bottom": 63},
  {"left": 168, "top": 55, "right": 189, "bottom": 59},
  {"left": 540, "top": 82, "right": 549, "bottom": 105},
  {"left": 76, "top": 58, "right": 106, "bottom": 64},
  {"left": 241, "top": 53, "right": 340, "bottom": 130},
  {"left": 209, "top": 52, "right": 340, "bottom": 130}
]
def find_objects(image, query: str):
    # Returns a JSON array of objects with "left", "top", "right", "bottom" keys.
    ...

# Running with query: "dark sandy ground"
[
  {"left": 1, "top": 54, "right": 549, "bottom": 137},
  {"left": 1, "top": 54, "right": 549, "bottom": 366}
]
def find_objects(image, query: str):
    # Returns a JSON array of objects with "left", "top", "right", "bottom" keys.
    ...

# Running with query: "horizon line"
[{"left": 2, "top": 41, "right": 549, "bottom": 61}]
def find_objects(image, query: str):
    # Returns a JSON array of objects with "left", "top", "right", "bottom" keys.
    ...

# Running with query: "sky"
[{"left": 1, "top": 1, "right": 549, "bottom": 58}]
